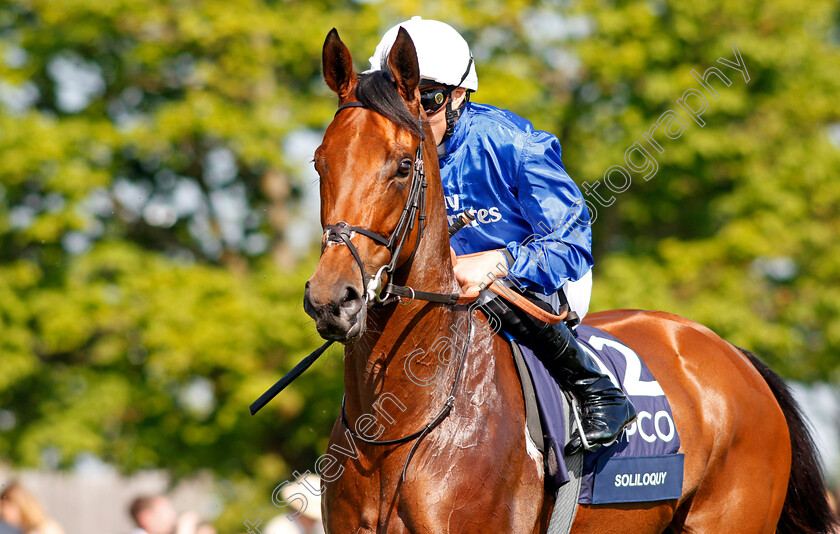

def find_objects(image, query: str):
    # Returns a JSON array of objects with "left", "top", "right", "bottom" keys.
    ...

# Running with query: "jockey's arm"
[{"left": 454, "top": 131, "right": 593, "bottom": 295}]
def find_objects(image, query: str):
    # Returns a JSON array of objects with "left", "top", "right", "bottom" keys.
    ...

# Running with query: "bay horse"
[{"left": 303, "top": 27, "right": 837, "bottom": 533}]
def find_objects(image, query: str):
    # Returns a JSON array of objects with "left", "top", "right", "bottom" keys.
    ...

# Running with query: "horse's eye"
[{"left": 397, "top": 159, "right": 413, "bottom": 177}]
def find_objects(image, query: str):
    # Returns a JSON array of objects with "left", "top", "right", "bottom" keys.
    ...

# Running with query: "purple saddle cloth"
[{"left": 514, "top": 324, "right": 684, "bottom": 505}]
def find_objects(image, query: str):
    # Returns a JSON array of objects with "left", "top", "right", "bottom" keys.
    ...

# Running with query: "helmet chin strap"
[
  {"left": 442, "top": 99, "right": 461, "bottom": 143},
  {"left": 440, "top": 56, "right": 473, "bottom": 144}
]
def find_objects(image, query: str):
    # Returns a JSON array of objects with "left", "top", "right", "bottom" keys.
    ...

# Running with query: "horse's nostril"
[
  {"left": 303, "top": 283, "right": 316, "bottom": 318},
  {"left": 341, "top": 285, "right": 362, "bottom": 308},
  {"left": 338, "top": 285, "right": 363, "bottom": 319}
]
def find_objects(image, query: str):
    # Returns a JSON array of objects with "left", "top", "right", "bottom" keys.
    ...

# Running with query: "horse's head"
[{"left": 304, "top": 27, "right": 430, "bottom": 342}]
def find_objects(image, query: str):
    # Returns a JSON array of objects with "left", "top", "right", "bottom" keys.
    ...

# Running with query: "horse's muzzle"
[{"left": 304, "top": 280, "right": 365, "bottom": 341}]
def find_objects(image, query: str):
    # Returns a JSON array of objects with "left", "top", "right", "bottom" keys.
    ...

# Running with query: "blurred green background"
[{"left": 1, "top": 0, "right": 839, "bottom": 530}]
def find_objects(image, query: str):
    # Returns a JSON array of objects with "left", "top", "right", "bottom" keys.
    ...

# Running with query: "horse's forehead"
[{"left": 321, "top": 110, "right": 410, "bottom": 155}]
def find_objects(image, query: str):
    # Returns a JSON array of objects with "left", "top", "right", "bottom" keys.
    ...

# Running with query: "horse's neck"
[{"left": 343, "top": 303, "right": 461, "bottom": 418}]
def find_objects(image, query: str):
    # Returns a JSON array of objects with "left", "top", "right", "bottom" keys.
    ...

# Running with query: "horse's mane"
[{"left": 355, "top": 70, "right": 425, "bottom": 139}]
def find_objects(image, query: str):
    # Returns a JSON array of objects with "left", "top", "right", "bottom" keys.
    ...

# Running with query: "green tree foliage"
[
  {"left": 0, "top": 0, "right": 838, "bottom": 527},
  {"left": 554, "top": 0, "right": 840, "bottom": 381}
]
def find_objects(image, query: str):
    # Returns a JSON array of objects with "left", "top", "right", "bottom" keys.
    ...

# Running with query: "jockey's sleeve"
[{"left": 503, "top": 130, "right": 594, "bottom": 294}]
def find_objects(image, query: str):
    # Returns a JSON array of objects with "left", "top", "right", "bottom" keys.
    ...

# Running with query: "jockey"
[{"left": 368, "top": 17, "right": 636, "bottom": 453}]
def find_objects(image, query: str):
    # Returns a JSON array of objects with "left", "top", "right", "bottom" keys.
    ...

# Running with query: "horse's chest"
[{"left": 323, "top": 421, "right": 513, "bottom": 533}]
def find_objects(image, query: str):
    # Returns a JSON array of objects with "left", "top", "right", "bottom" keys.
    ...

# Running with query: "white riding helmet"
[{"left": 368, "top": 16, "right": 478, "bottom": 91}]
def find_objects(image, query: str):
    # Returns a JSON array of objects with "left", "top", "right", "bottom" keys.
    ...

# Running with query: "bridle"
[
  {"left": 324, "top": 101, "right": 470, "bottom": 308},
  {"left": 323, "top": 101, "right": 428, "bottom": 307}
]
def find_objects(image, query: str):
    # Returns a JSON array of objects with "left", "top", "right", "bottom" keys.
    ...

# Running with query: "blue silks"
[{"left": 440, "top": 102, "right": 593, "bottom": 293}]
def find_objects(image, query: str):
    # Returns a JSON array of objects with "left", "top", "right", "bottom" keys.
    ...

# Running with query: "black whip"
[
  {"left": 250, "top": 340, "right": 335, "bottom": 415},
  {"left": 448, "top": 208, "right": 476, "bottom": 237}
]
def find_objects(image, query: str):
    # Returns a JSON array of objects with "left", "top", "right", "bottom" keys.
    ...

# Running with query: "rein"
[
  {"left": 341, "top": 317, "right": 475, "bottom": 482},
  {"left": 249, "top": 99, "right": 567, "bottom": 415}
]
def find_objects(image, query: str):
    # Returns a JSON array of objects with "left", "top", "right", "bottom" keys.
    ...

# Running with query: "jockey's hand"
[{"left": 453, "top": 250, "right": 510, "bottom": 294}]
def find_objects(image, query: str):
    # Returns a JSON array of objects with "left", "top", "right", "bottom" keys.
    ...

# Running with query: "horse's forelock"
[{"left": 355, "top": 70, "right": 424, "bottom": 139}]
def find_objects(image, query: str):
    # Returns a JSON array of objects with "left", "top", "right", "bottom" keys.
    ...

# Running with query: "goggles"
[{"left": 419, "top": 85, "right": 451, "bottom": 116}]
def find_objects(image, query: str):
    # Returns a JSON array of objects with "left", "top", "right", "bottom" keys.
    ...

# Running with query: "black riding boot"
[{"left": 482, "top": 297, "right": 637, "bottom": 454}]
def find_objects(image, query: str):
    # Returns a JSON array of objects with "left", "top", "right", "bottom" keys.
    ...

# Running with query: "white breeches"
[{"left": 563, "top": 268, "right": 592, "bottom": 321}]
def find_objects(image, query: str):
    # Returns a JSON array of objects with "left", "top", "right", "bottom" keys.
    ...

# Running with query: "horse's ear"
[
  {"left": 387, "top": 27, "right": 420, "bottom": 102},
  {"left": 323, "top": 28, "right": 357, "bottom": 100}
]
